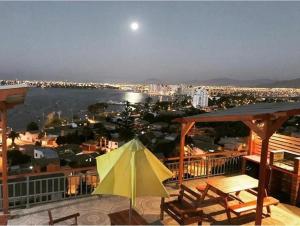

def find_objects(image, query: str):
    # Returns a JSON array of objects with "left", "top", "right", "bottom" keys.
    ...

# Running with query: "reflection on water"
[
  {"left": 8, "top": 88, "right": 167, "bottom": 130},
  {"left": 123, "top": 92, "right": 143, "bottom": 104}
]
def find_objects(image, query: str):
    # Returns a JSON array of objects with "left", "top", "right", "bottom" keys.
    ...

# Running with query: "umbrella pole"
[{"left": 129, "top": 199, "right": 132, "bottom": 224}]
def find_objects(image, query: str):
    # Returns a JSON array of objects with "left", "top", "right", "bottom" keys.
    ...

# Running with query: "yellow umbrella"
[{"left": 92, "top": 138, "right": 173, "bottom": 220}]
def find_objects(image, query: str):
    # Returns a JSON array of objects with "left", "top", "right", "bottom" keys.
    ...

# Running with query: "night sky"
[{"left": 0, "top": 1, "right": 300, "bottom": 83}]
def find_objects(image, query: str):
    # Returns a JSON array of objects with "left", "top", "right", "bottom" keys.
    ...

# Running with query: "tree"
[
  {"left": 81, "top": 126, "right": 94, "bottom": 142},
  {"left": 121, "top": 101, "right": 133, "bottom": 127},
  {"left": 118, "top": 127, "right": 135, "bottom": 141},
  {"left": 88, "top": 103, "right": 108, "bottom": 119},
  {"left": 154, "top": 140, "right": 177, "bottom": 158},
  {"left": 143, "top": 112, "right": 155, "bottom": 123},
  {"left": 8, "top": 131, "right": 20, "bottom": 147},
  {"left": 26, "top": 121, "right": 39, "bottom": 131},
  {"left": 56, "top": 131, "right": 83, "bottom": 145},
  {"left": 94, "top": 123, "right": 110, "bottom": 138},
  {"left": 144, "top": 96, "right": 153, "bottom": 113},
  {"left": 8, "top": 150, "right": 31, "bottom": 166},
  {"left": 180, "top": 95, "right": 192, "bottom": 107},
  {"left": 153, "top": 101, "right": 170, "bottom": 112},
  {"left": 44, "top": 112, "right": 63, "bottom": 128}
]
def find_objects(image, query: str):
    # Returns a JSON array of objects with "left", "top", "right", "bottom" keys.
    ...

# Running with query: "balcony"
[
  {"left": 7, "top": 176, "right": 300, "bottom": 225},
  {"left": 1, "top": 153, "right": 299, "bottom": 225},
  {"left": 0, "top": 154, "right": 243, "bottom": 211}
]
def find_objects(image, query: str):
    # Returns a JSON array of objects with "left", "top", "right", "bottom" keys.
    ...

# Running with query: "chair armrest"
[
  {"left": 169, "top": 193, "right": 180, "bottom": 197},
  {"left": 52, "top": 213, "right": 80, "bottom": 224}
]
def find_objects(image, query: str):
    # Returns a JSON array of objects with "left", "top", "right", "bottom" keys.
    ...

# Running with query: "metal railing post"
[
  {"left": 206, "top": 157, "right": 210, "bottom": 178},
  {"left": 26, "top": 176, "right": 30, "bottom": 208}
]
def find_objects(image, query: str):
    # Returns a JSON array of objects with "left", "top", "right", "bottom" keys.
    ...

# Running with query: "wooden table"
[
  {"left": 108, "top": 209, "right": 148, "bottom": 225},
  {"left": 199, "top": 175, "right": 259, "bottom": 220}
]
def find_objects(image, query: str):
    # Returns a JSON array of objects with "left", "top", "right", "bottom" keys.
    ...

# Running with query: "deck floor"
[{"left": 8, "top": 175, "right": 300, "bottom": 225}]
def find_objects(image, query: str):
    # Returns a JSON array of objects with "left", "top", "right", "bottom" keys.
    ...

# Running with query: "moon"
[{"left": 130, "top": 22, "right": 139, "bottom": 31}]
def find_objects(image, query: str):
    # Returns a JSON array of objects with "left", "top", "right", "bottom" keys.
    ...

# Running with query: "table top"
[{"left": 206, "top": 174, "right": 258, "bottom": 194}]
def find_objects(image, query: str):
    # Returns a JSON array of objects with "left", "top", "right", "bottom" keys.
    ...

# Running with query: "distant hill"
[
  {"left": 143, "top": 78, "right": 163, "bottom": 84},
  {"left": 143, "top": 77, "right": 300, "bottom": 88},
  {"left": 259, "top": 78, "right": 300, "bottom": 88},
  {"left": 193, "top": 78, "right": 275, "bottom": 87}
]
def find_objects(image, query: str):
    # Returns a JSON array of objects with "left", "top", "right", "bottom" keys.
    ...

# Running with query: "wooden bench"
[
  {"left": 48, "top": 210, "right": 80, "bottom": 225},
  {"left": 160, "top": 184, "right": 203, "bottom": 225},
  {"left": 228, "top": 196, "right": 279, "bottom": 219}
]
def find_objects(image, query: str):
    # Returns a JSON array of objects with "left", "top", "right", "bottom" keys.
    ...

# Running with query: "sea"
[{"left": 8, "top": 88, "right": 166, "bottom": 130}]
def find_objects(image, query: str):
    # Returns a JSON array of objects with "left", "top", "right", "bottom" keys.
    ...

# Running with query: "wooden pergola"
[
  {"left": 0, "top": 85, "right": 28, "bottom": 214},
  {"left": 175, "top": 101, "right": 300, "bottom": 225}
]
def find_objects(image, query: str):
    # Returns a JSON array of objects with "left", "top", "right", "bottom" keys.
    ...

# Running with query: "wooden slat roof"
[{"left": 175, "top": 102, "right": 300, "bottom": 123}]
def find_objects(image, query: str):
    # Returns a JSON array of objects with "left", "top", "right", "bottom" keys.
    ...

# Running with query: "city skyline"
[{"left": 1, "top": 1, "right": 300, "bottom": 83}]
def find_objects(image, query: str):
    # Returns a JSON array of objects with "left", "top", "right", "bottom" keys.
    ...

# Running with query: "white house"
[{"left": 34, "top": 149, "right": 59, "bottom": 159}]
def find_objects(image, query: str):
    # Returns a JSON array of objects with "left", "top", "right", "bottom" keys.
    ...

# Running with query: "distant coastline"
[{"left": 1, "top": 79, "right": 120, "bottom": 90}]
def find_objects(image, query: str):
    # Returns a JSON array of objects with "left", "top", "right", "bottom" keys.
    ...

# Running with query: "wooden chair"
[
  {"left": 48, "top": 210, "right": 80, "bottom": 225},
  {"left": 160, "top": 184, "right": 203, "bottom": 225}
]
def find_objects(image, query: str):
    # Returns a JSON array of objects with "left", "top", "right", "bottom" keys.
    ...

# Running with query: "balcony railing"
[
  {"left": 0, "top": 167, "right": 98, "bottom": 210},
  {"left": 164, "top": 151, "right": 244, "bottom": 182},
  {"left": 0, "top": 152, "right": 244, "bottom": 210}
]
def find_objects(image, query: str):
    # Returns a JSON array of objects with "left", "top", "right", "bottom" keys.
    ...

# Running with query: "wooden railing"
[
  {"left": 0, "top": 167, "right": 98, "bottom": 210},
  {"left": 0, "top": 151, "right": 246, "bottom": 210},
  {"left": 164, "top": 151, "right": 246, "bottom": 182},
  {"left": 1, "top": 167, "right": 96, "bottom": 181}
]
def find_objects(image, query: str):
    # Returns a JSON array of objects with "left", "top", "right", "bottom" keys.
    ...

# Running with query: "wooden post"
[
  {"left": 255, "top": 121, "right": 270, "bottom": 225},
  {"left": 247, "top": 130, "right": 254, "bottom": 155},
  {"left": 129, "top": 198, "right": 132, "bottom": 224},
  {"left": 1, "top": 109, "right": 9, "bottom": 214},
  {"left": 178, "top": 122, "right": 195, "bottom": 185},
  {"left": 178, "top": 123, "right": 186, "bottom": 185}
]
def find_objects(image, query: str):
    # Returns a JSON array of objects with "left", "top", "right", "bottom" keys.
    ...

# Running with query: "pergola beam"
[
  {"left": 268, "top": 116, "right": 289, "bottom": 137},
  {"left": 242, "top": 120, "right": 265, "bottom": 139}
]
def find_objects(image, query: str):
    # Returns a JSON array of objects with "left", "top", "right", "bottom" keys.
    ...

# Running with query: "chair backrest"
[
  {"left": 48, "top": 210, "right": 53, "bottom": 225},
  {"left": 178, "top": 184, "right": 202, "bottom": 206}
]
